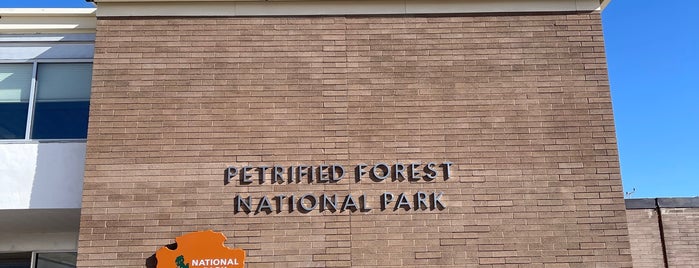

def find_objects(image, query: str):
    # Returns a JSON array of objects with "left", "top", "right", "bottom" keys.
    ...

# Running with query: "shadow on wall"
[
  {"left": 29, "top": 142, "right": 86, "bottom": 209},
  {"left": 146, "top": 254, "right": 157, "bottom": 268},
  {"left": 146, "top": 243, "right": 177, "bottom": 268}
]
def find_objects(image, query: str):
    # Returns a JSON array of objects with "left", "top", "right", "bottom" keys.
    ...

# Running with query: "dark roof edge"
[
  {"left": 625, "top": 198, "right": 656, "bottom": 209},
  {"left": 626, "top": 197, "right": 699, "bottom": 209}
]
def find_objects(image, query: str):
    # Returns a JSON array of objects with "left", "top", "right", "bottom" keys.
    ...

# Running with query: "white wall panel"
[{"left": 0, "top": 142, "right": 86, "bottom": 209}]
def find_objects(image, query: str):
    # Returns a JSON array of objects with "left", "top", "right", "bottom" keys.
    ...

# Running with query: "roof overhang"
[
  {"left": 0, "top": 8, "right": 96, "bottom": 34},
  {"left": 87, "top": 0, "right": 612, "bottom": 17}
]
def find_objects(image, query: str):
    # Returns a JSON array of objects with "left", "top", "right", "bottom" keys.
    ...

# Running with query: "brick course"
[
  {"left": 78, "top": 13, "right": 632, "bottom": 267},
  {"left": 626, "top": 209, "right": 665, "bottom": 267},
  {"left": 662, "top": 208, "right": 699, "bottom": 267}
]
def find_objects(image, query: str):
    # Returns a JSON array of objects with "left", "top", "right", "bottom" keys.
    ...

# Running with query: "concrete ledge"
[
  {"left": 0, "top": 8, "right": 96, "bottom": 34},
  {"left": 658, "top": 197, "right": 699, "bottom": 208},
  {"left": 0, "top": 208, "right": 80, "bottom": 252},
  {"left": 626, "top": 197, "right": 699, "bottom": 209},
  {"left": 92, "top": 0, "right": 605, "bottom": 17}
]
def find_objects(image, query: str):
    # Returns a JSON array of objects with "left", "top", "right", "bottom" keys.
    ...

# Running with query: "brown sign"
[{"left": 156, "top": 230, "right": 245, "bottom": 268}]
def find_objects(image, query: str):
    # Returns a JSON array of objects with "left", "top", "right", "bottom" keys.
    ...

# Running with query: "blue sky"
[
  {"left": 603, "top": 0, "right": 699, "bottom": 198},
  {"left": 2, "top": 0, "right": 697, "bottom": 198}
]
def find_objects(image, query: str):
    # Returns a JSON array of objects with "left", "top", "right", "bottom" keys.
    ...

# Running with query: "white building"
[{"left": 0, "top": 8, "right": 95, "bottom": 267}]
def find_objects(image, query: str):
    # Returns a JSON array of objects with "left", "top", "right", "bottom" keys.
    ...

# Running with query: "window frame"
[
  {"left": 30, "top": 251, "right": 77, "bottom": 268},
  {"left": 0, "top": 59, "right": 93, "bottom": 143}
]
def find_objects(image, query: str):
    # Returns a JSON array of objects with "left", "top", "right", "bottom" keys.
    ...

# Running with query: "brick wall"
[
  {"left": 626, "top": 199, "right": 699, "bottom": 268},
  {"left": 78, "top": 13, "right": 632, "bottom": 267},
  {"left": 626, "top": 209, "right": 665, "bottom": 267},
  {"left": 662, "top": 207, "right": 699, "bottom": 267}
]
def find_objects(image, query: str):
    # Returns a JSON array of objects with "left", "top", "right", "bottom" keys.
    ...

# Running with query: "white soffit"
[
  {"left": 0, "top": 8, "right": 96, "bottom": 34},
  {"left": 92, "top": 0, "right": 607, "bottom": 17}
]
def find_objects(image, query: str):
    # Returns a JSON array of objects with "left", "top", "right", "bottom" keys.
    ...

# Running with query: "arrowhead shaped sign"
[{"left": 156, "top": 230, "right": 245, "bottom": 268}]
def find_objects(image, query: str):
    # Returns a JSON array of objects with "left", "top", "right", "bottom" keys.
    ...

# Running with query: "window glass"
[
  {"left": 0, "top": 252, "right": 31, "bottom": 268},
  {"left": 0, "top": 64, "right": 32, "bottom": 139},
  {"left": 34, "top": 253, "right": 76, "bottom": 268},
  {"left": 32, "top": 63, "right": 92, "bottom": 139}
]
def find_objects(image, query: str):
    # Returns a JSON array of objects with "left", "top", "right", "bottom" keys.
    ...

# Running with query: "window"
[
  {"left": 0, "top": 252, "right": 76, "bottom": 268},
  {"left": 0, "top": 64, "right": 32, "bottom": 139},
  {"left": 0, "top": 62, "right": 92, "bottom": 140},
  {"left": 34, "top": 252, "right": 77, "bottom": 268},
  {"left": 0, "top": 252, "right": 31, "bottom": 268}
]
